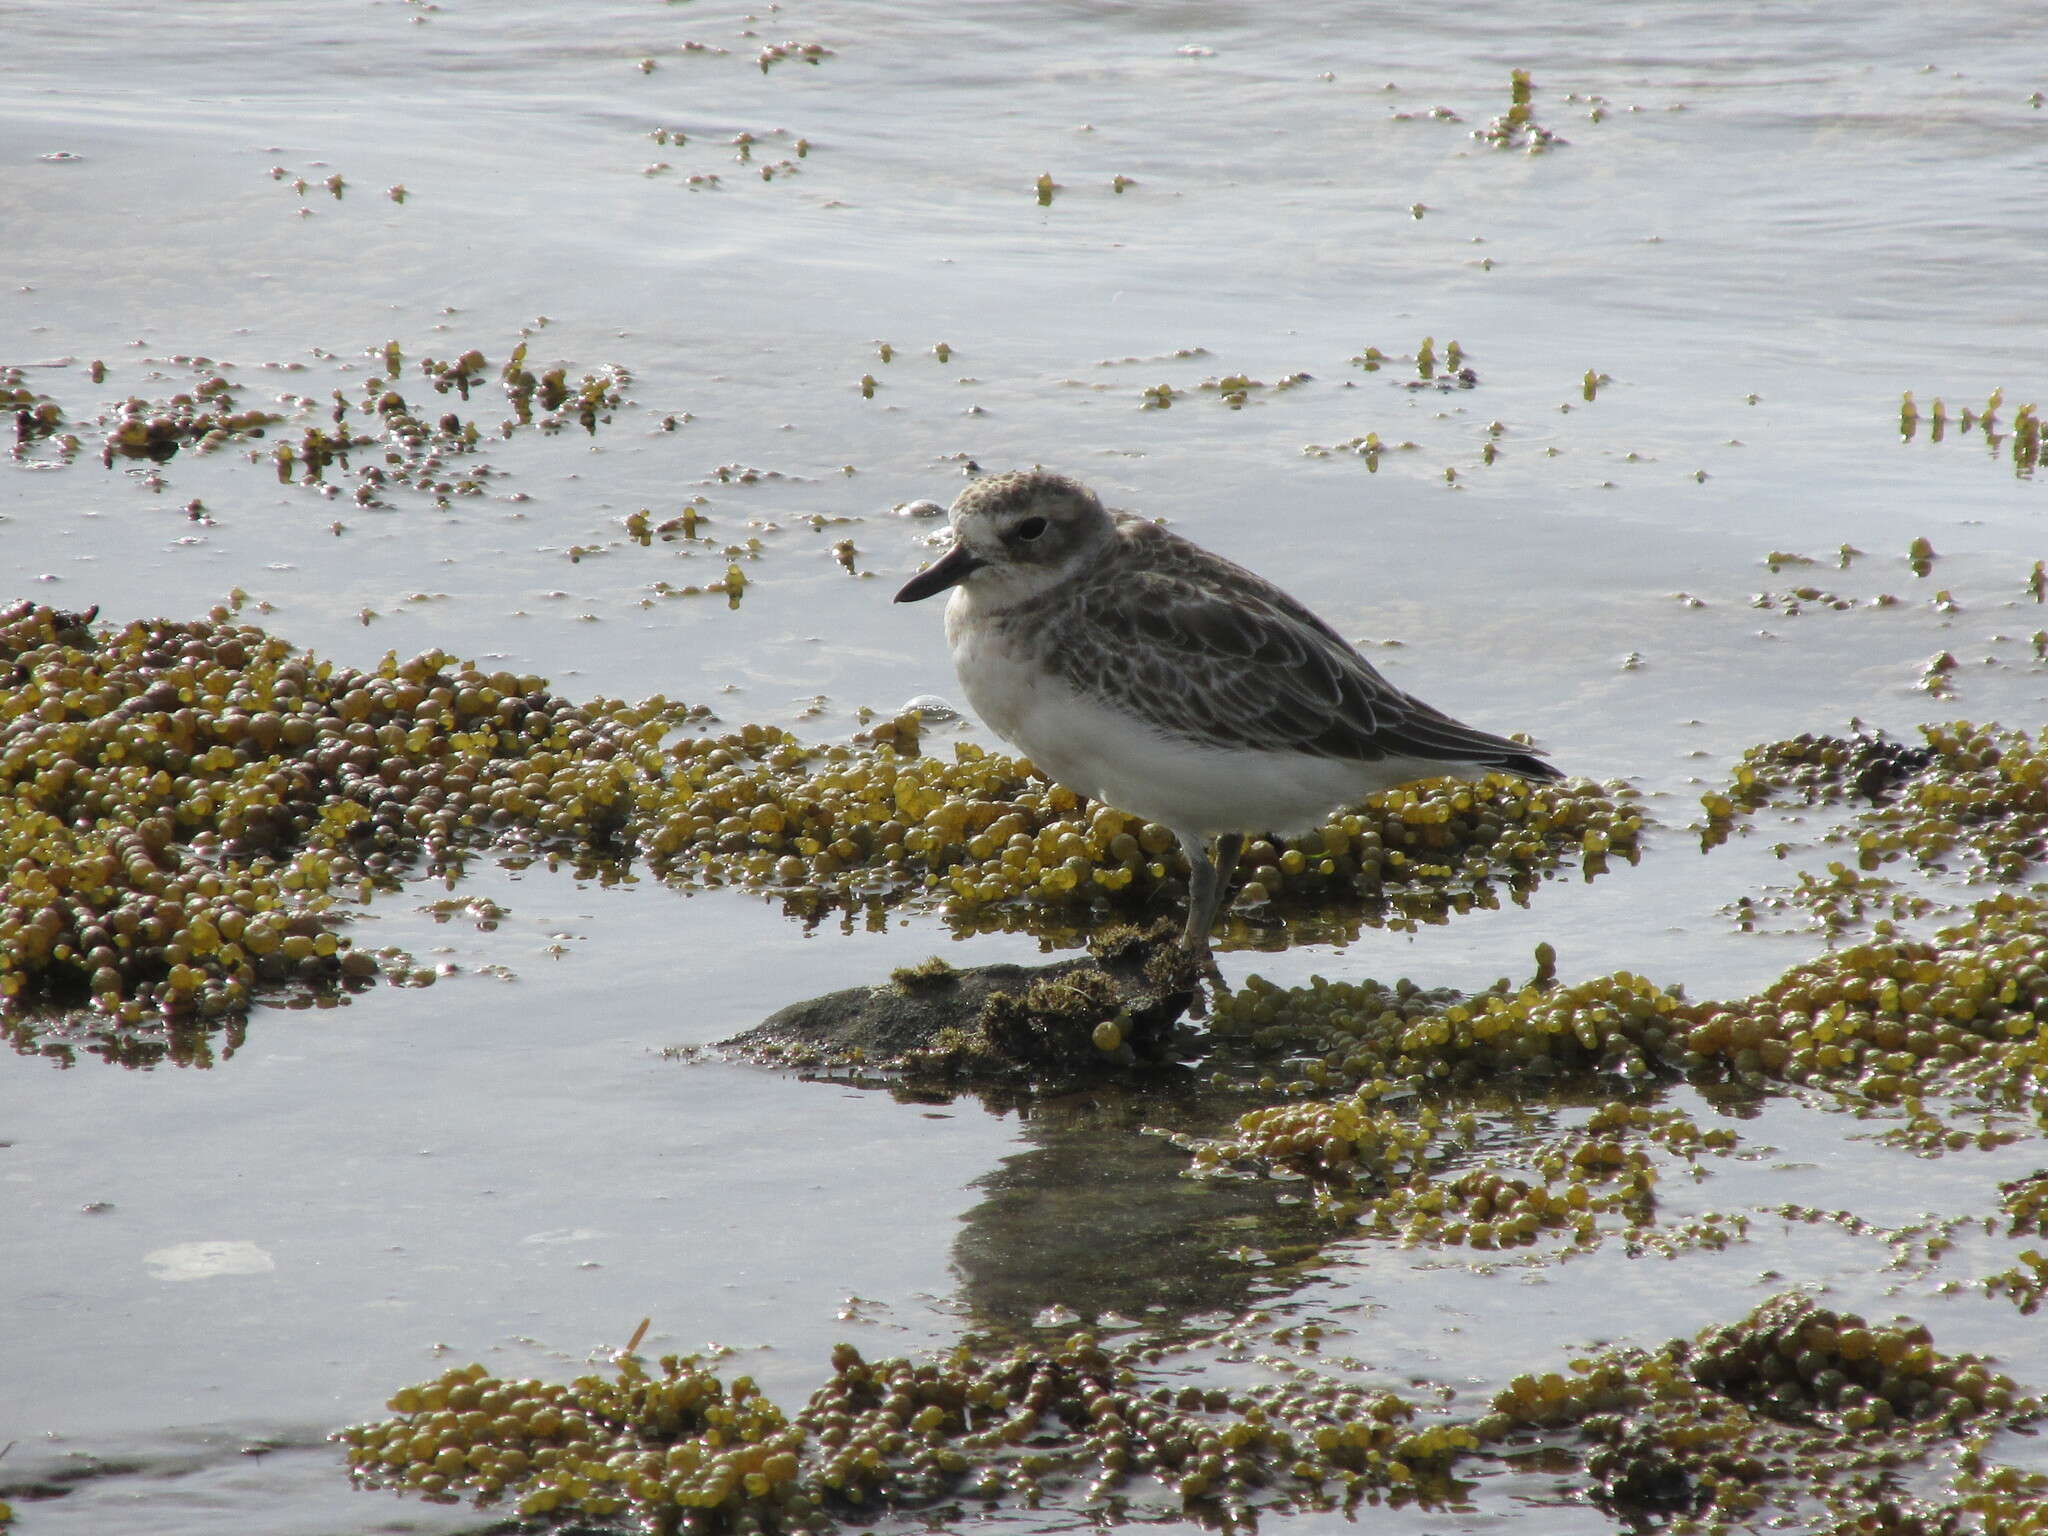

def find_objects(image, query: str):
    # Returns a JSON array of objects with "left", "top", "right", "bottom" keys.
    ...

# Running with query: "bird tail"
[{"left": 1492, "top": 747, "right": 1563, "bottom": 781}]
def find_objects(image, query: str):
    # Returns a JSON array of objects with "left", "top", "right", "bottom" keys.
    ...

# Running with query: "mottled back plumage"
[{"left": 995, "top": 502, "right": 1557, "bottom": 779}]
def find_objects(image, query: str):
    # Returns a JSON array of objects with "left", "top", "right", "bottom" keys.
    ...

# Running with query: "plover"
[{"left": 895, "top": 469, "right": 1562, "bottom": 951}]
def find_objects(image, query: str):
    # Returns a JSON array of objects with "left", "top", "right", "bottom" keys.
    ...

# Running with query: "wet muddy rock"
[{"left": 727, "top": 923, "right": 1199, "bottom": 1085}]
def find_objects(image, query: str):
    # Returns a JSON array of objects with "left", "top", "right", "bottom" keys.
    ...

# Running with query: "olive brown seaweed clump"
[
  {"left": 1184, "top": 895, "right": 2048, "bottom": 1266},
  {"left": 99, "top": 377, "right": 287, "bottom": 464},
  {"left": 1678, "top": 892, "right": 2048, "bottom": 1097},
  {"left": 1207, "top": 964, "right": 1691, "bottom": 1093},
  {"left": 0, "top": 600, "right": 683, "bottom": 1059},
  {"left": 341, "top": 1295, "right": 2044, "bottom": 1534},
  {"left": 1703, "top": 731, "right": 1936, "bottom": 820},
  {"left": 298, "top": 343, "right": 632, "bottom": 507},
  {"left": 55, "top": 341, "right": 632, "bottom": 505},
  {"left": 7, "top": 365, "right": 75, "bottom": 464},
  {"left": 1183, "top": 1092, "right": 1740, "bottom": 1261},
  {"left": 1485, "top": 1294, "right": 2040, "bottom": 1528},
  {"left": 646, "top": 723, "right": 1638, "bottom": 941},
  {"left": 1205, "top": 889, "right": 2048, "bottom": 1110},
  {"left": 1701, "top": 723, "right": 2048, "bottom": 883},
  {"left": 340, "top": 1329, "right": 1483, "bottom": 1531},
  {"left": 1683, "top": 1293, "right": 2014, "bottom": 1431}
]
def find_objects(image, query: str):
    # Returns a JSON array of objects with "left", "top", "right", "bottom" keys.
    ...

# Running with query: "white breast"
[{"left": 943, "top": 586, "right": 1036, "bottom": 746}]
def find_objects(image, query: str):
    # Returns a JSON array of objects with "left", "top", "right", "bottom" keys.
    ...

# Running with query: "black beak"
[{"left": 894, "top": 540, "right": 985, "bottom": 603}]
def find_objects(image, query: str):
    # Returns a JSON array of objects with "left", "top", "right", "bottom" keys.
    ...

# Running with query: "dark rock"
[{"left": 725, "top": 922, "right": 1200, "bottom": 1087}]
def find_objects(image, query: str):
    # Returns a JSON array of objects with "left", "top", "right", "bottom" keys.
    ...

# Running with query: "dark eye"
[{"left": 1014, "top": 516, "right": 1048, "bottom": 542}]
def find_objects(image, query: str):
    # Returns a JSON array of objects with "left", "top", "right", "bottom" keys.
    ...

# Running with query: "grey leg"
[
  {"left": 1208, "top": 831, "right": 1245, "bottom": 932},
  {"left": 1180, "top": 833, "right": 1217, "bottom": 950},
  {"left": 1179, "top": 830, "right": 1245, "bottom": 951}
]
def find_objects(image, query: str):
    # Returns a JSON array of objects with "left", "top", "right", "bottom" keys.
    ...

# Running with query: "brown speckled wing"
[{"left": 1030, "top": 520, "right": 1558, "bottom": 776}]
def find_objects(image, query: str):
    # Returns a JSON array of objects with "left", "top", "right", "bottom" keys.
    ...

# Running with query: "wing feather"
[{"left": 1034, "top": 520, "right": 1556, "bottom": 778}]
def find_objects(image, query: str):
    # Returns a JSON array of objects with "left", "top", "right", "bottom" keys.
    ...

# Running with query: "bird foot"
[{"left": 1173, "top": 939, "right": 1225, "bottom": 1019}]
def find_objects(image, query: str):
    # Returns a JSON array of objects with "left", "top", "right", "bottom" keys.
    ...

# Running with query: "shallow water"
[{"left": 5, "top": 1, "right": 2047, "bottom": 1530}]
